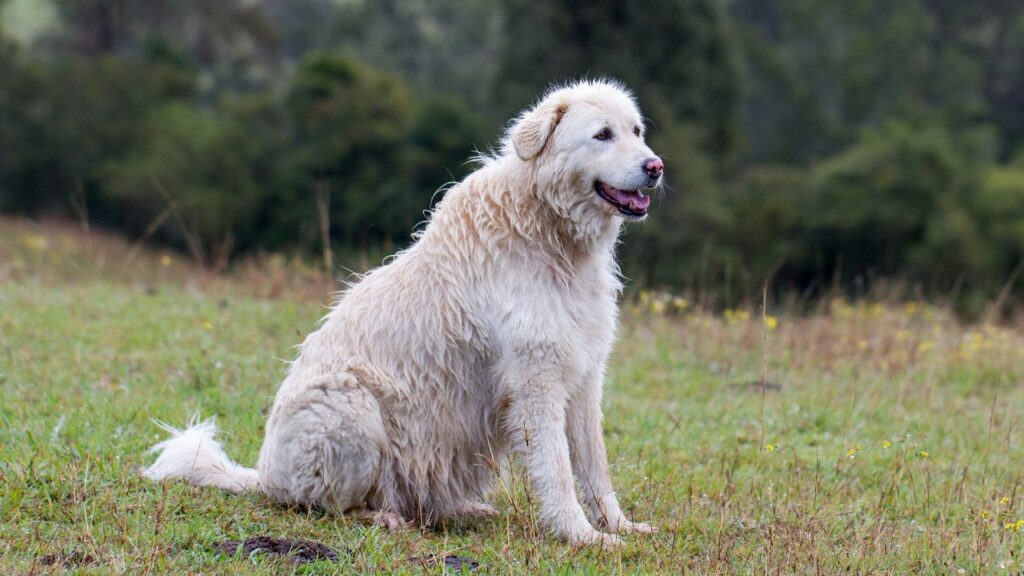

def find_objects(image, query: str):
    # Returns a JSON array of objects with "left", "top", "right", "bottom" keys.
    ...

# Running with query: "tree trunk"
[{"left": 314, "top": 178, "right": 333, "bottom": 290}]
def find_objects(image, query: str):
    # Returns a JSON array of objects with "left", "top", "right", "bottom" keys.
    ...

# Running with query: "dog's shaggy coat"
[{"left": 144, "top": 79, "right": 663, "bottom": 548}]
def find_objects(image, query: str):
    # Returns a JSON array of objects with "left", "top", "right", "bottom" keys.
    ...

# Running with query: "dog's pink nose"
[{"left": 643, "top": 158, "right": 664, "bottom": 179}]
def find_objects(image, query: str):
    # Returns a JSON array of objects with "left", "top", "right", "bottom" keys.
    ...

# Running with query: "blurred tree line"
[{"left": 0, "top": 0, "right": 1022, "bottom": 311}]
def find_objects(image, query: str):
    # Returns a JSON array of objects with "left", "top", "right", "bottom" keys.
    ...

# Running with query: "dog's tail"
[{"left": 142, "top": 416, "right": 260, "bottom": 493}]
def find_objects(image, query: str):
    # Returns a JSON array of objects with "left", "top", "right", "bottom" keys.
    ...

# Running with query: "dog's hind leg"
[{"left": 257, "top": 373, "right": 391, "bottom": 517}]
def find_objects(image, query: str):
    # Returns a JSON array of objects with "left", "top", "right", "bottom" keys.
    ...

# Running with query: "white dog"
[{"left": 144, "top": 79, "right": 664, "bottom": 549}]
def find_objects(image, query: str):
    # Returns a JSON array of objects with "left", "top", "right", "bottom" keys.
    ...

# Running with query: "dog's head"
[{"left": 505, "top": 80, "right": 663, "bottom": 224}]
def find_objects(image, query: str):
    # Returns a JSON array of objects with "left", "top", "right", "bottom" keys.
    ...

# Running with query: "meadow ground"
[{"left": 1, "top": 218, "right": 1023, "bottom": 575}]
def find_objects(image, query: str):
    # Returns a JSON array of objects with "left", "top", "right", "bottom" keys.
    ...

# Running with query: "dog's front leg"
[
  {"left": 567, "top": 377, "right": 655, "bottom": 535},
  {"left": 508, "top": 366, "right": 623, "bottom": 549}
]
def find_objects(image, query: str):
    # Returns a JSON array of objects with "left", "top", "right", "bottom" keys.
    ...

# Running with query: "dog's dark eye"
[
  {"left": 633, "top": 126, "right": 641, "bottom": 137},
  {"left": 594, "top": 128, "right": 612, "bottom": 141}
]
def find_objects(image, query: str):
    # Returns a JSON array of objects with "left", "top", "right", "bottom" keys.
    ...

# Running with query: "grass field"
[{"left": 2, "top": 218, "right": 1023, "bottom": 574}]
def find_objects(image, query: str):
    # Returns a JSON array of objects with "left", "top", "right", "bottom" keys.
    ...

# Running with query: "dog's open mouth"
[{"left": 594, "top": 181, "right": 651, "bottom": 217}]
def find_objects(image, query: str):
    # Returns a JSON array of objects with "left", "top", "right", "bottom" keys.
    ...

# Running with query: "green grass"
[{"left": 2, "top": 219, "right": 1023, "bottom": 574}]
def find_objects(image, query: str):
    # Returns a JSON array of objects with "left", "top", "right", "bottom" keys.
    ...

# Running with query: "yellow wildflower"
[
  {"left": 764, "top": 444, "right": 776, "bottom": 453},
  {"left": 725, "top": 309, "right": 750, "bottom": 324},
  {"left": 650, "top": 300, "right": 666, "bottom": 314},
  {"left": 980, "top": 510, "right": 990, "bottom": 520},
  {"left": 847, "top": 447, "right": 859, "bottom": 459},
  {"left": 202, "top": 320, "right": 213, "bottom": 331},
  {"left": 160, "top": 254, "right": 172, "bottom": 267},
  {"left": 22, "top": 234, "right": 49, "bottom": 251},
  {"left": 764, "top": 315, "right": 778, "bottom": 331},
  {"left": 1000, "top": 496, "right": 1011, "bottom": 506},
  {"left": 672, "top": 297, "right": 689, "bottom": 312},
  {"left": 882, "top": 440, "right": 892, "bottom": 448},
  {"left": 830, "top": 299, "right": 853, "bottom": 318},
  {"left": 918, "top": 450, "right": 929, "bottom": 459}
]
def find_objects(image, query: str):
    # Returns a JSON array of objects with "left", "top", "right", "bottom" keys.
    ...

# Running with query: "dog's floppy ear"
[{"left": 510, "top": 98, "right": 568, "bottom": 161}]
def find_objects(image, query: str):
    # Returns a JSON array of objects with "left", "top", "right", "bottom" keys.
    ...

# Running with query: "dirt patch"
[
  {"left": 213, "top": 536, "right": 340, "bottom": 565},
  {"left": 412, "top": 554, "right": 481, "bottom": 572},
  {"left": 731, "top": 380, "right": 783, "bottom": 393},
  {"left": 39, "top": 549, "right": 98, "bottom": 568}
]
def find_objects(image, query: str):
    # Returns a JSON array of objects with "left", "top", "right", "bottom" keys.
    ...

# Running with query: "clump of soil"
[
  {"left": 412, "top": 554, "right": 481, "bottom": 572},
  {"left": 731, "top": 380, "right": 783, "bottom": 393},
  {"left": 214, "top": 536, "right": 340, "bottom": 565},
  {"left": 39, "top": 549, "right": 97, "bottom": 568}
]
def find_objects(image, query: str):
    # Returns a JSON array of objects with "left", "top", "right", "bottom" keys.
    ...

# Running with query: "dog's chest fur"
[{"left": 487, "top": 245, "right": 619, "bottom": 382}]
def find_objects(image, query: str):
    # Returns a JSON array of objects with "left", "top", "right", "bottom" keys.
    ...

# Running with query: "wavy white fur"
[{"left": 144, "top": 79, "right": 663, "bottom": 549}]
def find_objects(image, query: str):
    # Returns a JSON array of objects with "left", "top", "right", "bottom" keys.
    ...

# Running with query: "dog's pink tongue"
[
  {"left": 627, "top": 193, "right": 651, "bottom": 212},
  {"left": 604, "top": 184, "right": 650, "bottom": 213}
]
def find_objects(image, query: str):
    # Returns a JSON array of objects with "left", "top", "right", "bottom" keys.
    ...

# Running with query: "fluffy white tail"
[{"left": 142, "top": 416, "right": 259, "bottom": 493}]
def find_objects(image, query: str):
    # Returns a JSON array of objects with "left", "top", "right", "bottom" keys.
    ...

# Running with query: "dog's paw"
[
  {"left": 616, "top": 520, "right": 656, "bottom": 535},
  {"left": 373, "top": 510, "right": 411, "bottom": 531},
  {"left": 571, "top": 530, "right": 625, "bottom": 551},
  {"left": 453, "top": 501, "right": 499, "bottom": 519},
  {"left": 599, "top": 515, "right": 657, "bottom": 535}
]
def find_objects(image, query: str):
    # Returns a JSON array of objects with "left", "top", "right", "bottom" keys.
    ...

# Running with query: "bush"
[
  {"left": 279, "top": 54, "right": 416, "bottom": 251},
  {"left": 103, "top": 103, "right": 271, "bottom": 269},
  {"left": 721, "top": 166, "right": 810, "bottom": 290},
  {"left": 974, "top": 164, "right": 1024, "bottom": 282},
  {"left": 0, "top": 56, "right": 192, "bottom": 216},
  {"left": 409, "top": 95, "right": 482, "bottom": 209},
  {"left": 804, "top": 121, "right": 976, "bottom": 289}
]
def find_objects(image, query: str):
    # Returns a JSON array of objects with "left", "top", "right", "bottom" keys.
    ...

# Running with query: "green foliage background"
[{"left": 1, "top": 0, "right": 1023, "bottom": 311}]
